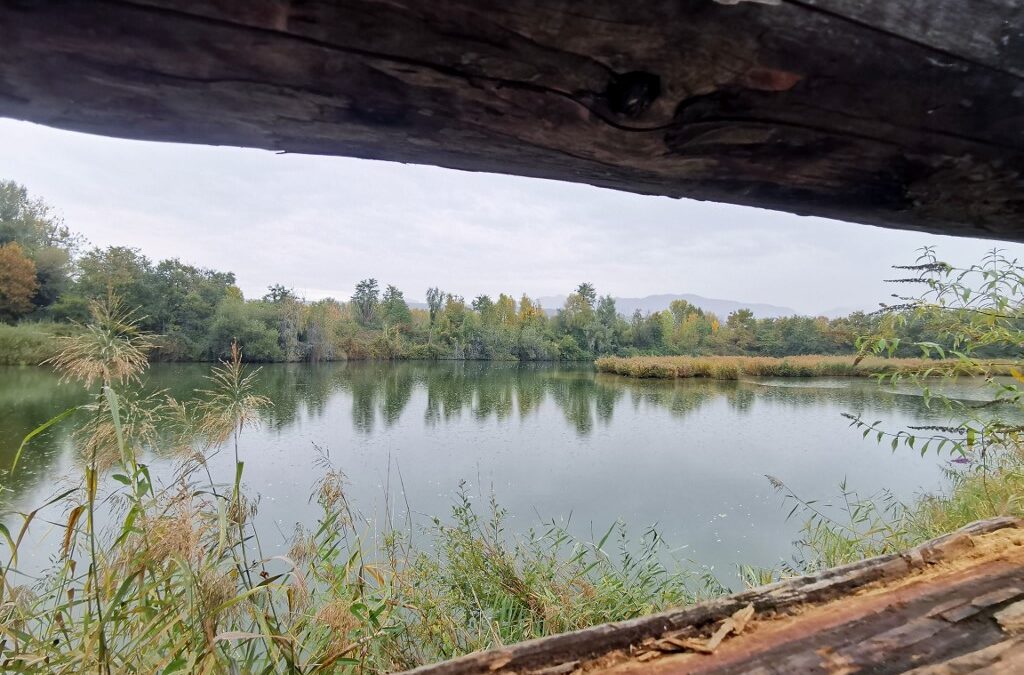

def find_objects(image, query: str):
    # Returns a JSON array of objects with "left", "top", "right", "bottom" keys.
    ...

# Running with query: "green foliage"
[
  {"left": 352, "top": 278, "right": 380, "bottom": 326},
  {"left": 0, "top": 322, "right": 79, "bottom": 365},
  {"left": 206, "top": 298, "right": 283, "bottom": 362},
  {"left": 380, "top": 284, "right": 411, "bottom": 329},
  {"left": 3, "top": 180, "right": 1011, "bottom": 365},
  {"left": 774, "top": 248, "right": 1024, "bottom": 571}
]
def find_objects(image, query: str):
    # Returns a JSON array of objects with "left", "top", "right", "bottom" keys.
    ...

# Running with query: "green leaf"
[
  {"left": 104, "top": 385, "right": 131, "bottom": 470},
  {"left": 10, "top": 406, "right": 79, "bottom": 472}
]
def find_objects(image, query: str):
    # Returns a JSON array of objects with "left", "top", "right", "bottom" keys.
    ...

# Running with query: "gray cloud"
[{"left": 2, "top": 118, "right": 1022, "bottom": 315}]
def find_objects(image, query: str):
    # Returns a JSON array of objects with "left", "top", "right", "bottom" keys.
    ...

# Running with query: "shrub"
[{"left": 0, "top": 321, "right": 78, "bottom": 365}]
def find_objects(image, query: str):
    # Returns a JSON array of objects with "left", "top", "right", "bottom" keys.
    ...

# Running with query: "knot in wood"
[{"left": 606, "top": 71, "right": 661, "bottom": 117}]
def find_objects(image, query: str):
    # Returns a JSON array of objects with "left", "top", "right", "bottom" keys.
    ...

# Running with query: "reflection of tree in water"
[
  {"left": 621, "top": 378, "right": 723, "bottom": 419},
  {"left": 184, "top": 365, "right": 1002, "bottom": 440},
  {"left": 515, "top": 369, "right": 546, "bottom": 420},
  {"left": 471, "top": 368, "right": 515, "bottom": 422},
  {"left": 725, "top": 386, "right": 755, "bottom": 414},
  {"left": 548, "top": 373, "right": 624, "bottom": 435},
  {"left": 0, "top": 367, "right": 88, "bottom": 506},
  {"left": 381, "top": 365, "right": 414, "bottom": 427},
  {"left": 349, "top": 365, "right": 381, "bottom": 433},
  {"left": 146, "top": 363, "right": 347, "bottom": 431},
  {"left": 7, "top": 362, "right": 987, "bottom": 512},
  {"left": 743, "top": 381, "right": 957, "bottom": 423},
  {"left": 423, "top": 364, "right": 472, "bottom": 426}
]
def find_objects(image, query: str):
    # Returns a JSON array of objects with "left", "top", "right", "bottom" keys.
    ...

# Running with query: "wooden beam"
[
  {"left": 1, "top": 1, "right": 1022, "bottom": 240},
  {"left": 401, "top": 518, "right": 1024, "bottom": 674}
]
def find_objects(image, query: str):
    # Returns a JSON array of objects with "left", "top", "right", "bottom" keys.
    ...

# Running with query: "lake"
[{"left": 0, "top": 361, "right": 969, "bottom": 582}]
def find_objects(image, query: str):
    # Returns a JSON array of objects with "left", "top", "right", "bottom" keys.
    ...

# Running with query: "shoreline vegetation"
[
  {"left": 3, "top": 179, "right": 1012, "bottom": 367},
  {"left": 593, "top": 355, "right": 982, "bottom": 380},
  {"left": 2, "top": 187, "right": 1024, "bottom": 670},
  {"left": 1, "top": 330, "right": 1019, "bottom": 671}
]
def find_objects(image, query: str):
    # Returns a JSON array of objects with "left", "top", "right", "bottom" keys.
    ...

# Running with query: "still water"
[{"left": 0, "top": 361, "right": 966, "bottom": 579}]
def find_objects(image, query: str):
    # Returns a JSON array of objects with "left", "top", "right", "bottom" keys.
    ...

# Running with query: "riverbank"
[
  {"left": 594, "top": 355, "right": 953, "bottom": 379},
  {"left": 5, "top": 344, "right": 1021, "bottom": 672}
]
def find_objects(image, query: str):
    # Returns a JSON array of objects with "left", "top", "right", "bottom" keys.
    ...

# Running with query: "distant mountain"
[{"left": 536, "top": 294, "right": 797, "bottom": 319}]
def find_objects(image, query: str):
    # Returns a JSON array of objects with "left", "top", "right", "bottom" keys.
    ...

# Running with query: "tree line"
[{"left": 0, "top": 179, "right": 982, "bottom": 362}]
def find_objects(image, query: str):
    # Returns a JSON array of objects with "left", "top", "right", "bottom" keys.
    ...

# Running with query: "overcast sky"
[{"left": 2, "top": 117, "right": 1021, "bottom": 316}]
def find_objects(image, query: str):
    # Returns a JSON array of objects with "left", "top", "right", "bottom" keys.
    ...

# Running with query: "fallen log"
[{"left": 402, "top": 517, "right": 1024, "bottom": 674}]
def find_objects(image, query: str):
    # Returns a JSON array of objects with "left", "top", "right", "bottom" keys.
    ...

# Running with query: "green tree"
[
  {"left": 28, "top": 245, "right": 70, "bottom": 310},
  {"left": 426, "top": 286, "right": 445, "bottom": 327},
  {"left": 381, "top": 284, "right": 412, "bottom": 328},
  {"left": 471, "top": 294, "right": 494, "bottom": 317},
  {"left": 575, "top": 282, "right": 597, "bottom": 308},
  {"left": 147, "top": 259, "right": 236, "bottom": 358},
  {"left": 352, "top": 278, "right": 379, "bottom": 326},
  {"left": 263, "top": 283, "right": 295, "bottom": 303},
  {"left": 0, "top": 180, "right": 81, "bottom": 253},
  {"left": 76, "top": 246, "right": 154, "bottom": 311},
  {"left": 206, "top": 297, "right": 282, "bottom": 361}
]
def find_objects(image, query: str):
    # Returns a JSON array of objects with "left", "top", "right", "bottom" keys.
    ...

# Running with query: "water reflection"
[
  {"left": 0, "top": 368, "right": 89, "bottom": 504},
  {"left": 0, "top": 361, "right": 982, "bottom": 574},
  {"left": 3, "top": 361, "right": 972, "bottom": 504}
]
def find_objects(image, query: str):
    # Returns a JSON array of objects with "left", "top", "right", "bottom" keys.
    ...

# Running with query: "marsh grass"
[
  {"left": 594, "top": 355, "right": 967, "bottom": 380},
  {"left": 769, "top": 451, "right": 1024, "bottom": 572},
  {"left": 771, "top": 249, "right": 1024, "bottom": 571},
  {"left": 0, "top": 300, "right": 721, "bottom": 673}
]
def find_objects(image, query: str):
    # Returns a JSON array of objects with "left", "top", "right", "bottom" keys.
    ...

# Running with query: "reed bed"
[{"left": 594, "top": 355, "right": 960, "bottom": 380}]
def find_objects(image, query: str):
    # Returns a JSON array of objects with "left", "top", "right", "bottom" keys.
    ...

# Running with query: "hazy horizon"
[{"left": 3, "top": 117, "right": 1023, "bottom": 316}]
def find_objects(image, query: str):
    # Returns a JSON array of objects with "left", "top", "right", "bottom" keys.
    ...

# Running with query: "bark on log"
[
  {"left": 1, "top": 1, "right": 1023, "bottom": 240},
  {"left": 402, "top": 517, "right": 1024, "bottom": 675}
]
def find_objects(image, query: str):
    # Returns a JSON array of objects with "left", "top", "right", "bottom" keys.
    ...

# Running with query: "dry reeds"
[{"left": 594, "top": 355, "right": 954, "bottom": 380}]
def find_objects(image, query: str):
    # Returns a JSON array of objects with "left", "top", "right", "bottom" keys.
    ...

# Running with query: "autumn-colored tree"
[
  {"left": 0, "top": 241, "right": 39, "bottom": 321},
  {"left": 493, "top": 293, "right": 517, "bottom": 328},
  {"left": 517, "top": 294, "right": 547, "bottom": 326}
]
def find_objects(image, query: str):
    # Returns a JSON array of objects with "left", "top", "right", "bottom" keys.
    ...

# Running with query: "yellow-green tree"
[{"left": 0, "top": 241, "right": 38, "bottom": 321}]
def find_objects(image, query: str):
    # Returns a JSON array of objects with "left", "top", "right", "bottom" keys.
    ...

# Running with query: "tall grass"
[
  {"left": 769, "top": 452, "right": 1024, "bottom": 572},
  {"left": 595, "top": 355, "right": 959, "bottom": 380},
  {"left": 0, "top": 300, "right": 722, "bottom": 673}
]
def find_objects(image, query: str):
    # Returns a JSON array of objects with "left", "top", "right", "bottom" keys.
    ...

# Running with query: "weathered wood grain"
[
  {"left": 1, "top": 1, "right": 1022, "bottom": 240},
  {"left": 401, "top": 517, "right": 1024, "bottom": 675}
]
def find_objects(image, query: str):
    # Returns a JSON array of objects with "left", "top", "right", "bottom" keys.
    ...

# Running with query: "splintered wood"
[{"left": 402, "top": 518, "right": 1024, "bottom": 674}]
